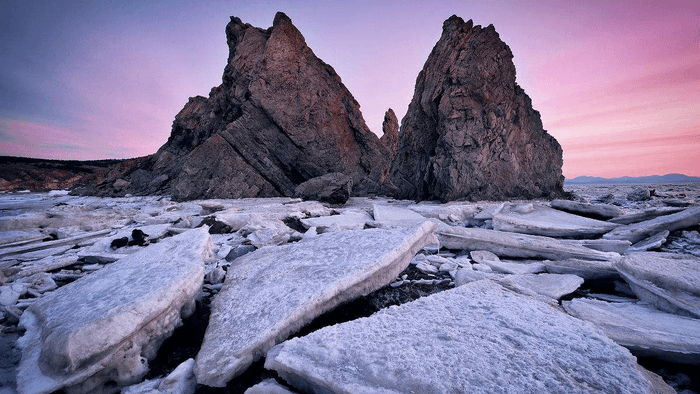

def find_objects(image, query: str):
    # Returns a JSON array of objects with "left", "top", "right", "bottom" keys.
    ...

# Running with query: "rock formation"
[
  {"left": 79, "top": 12, "right": 391, "bottom": 200},
  {"left": 390, "top": 15, "right": 564, "bottom": 202},
  {"left": 380, "top": 108, "right": 399, "bottom": 155}
]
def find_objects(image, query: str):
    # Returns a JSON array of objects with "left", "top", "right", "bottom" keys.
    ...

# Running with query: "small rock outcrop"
[
  {"left": 390, "top": 15, "right": 564, "bottom": 202},
  {"left": 294, "top": 172, "right": 353, "bottom": 204},
  {"left": 81, "top": 12, "right": 390, "bottom": 200}
]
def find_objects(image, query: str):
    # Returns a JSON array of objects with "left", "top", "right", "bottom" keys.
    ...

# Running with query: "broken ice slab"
[
  {"left": 16, "top": 227, "right": 212, "bottom": 394},
  {"left": 603, "top": 205, "right": 700, "bottom": 244},
  {"left": 469, "top": 250, "right": 546, "bottom": 274},
  {"left": 498, "top": 273, "right": 584, "bottom": 300},
  {"left": 372, "top": 204, "right": 428, "bottom": 228},
  {"left": 561, "top": 238, "right": 632, "bottom": 254},
  {"left": 299, "top": 211, "right": 368, "bottom": 231},
  {"left": 244, "top": 379, "right": 298, "bottom": 394},
  {"left": 437, "top": 226, "right": 621, "bottom": 261},
  {"left": 563, "top": 298, "right": 700, "bottom": 364},
  {"left": 266, "top": 280, "right": 673, "bottom": 394},
  {"left": 407, "top": 202, "right": 480, "bottom": 223},
  {"left": 550, "top": 199, "right": 624, "bottom": 220},
  {"left": 493, "top": 204, "right": 620, "bottom": 238},
  {"left": 215, "top": 200, "right": 332, "bottom": 231},
  {"left": 615, "top": 252, "right": 700, "bottom": 318},
  {"left": 0, "top": 229, "right": 111, "bottom": 259},
  {"left": 122, "top": 358, "right": 196, "bottom": 394},
  {"left": 608, "top": 207, "right": 685, "bottom": 225},
  {"left": 626, "top": 230, "right": 670, "bottom": 253},
  {"left": 542, "top": 258, "right": 620, "bottom": 280},
  {"left": 193, "top": 221, "right": 437, "bottom": 387}
]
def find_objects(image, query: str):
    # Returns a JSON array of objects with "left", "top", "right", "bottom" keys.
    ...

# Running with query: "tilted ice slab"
[
  {"left": 194, "top": 221, "right": 438, "bottom": 387},
  {"left": 493, "top": 204, "right": 620, "bottom": 238},
  {"left": 438, "top": 226, "right": 620, "bottom": 261},
  {"left": 16, "top": 227, "right": 212, "bottom": 394},
  {"left": 603, "top": 205, "right": 700, "bottom": 244},
  {"left": 615, "top": 252, "right": 700, "bottom": 318},
  {"left": 372, "top": 204, "right": 428, "bottom": 228},
  {"left": 550, "top": 199, "right": 624, "bottom": 220},
  {"left": 543, "top": 258, "right": 620, "bottom": 280},
  {"left": 266, "top": 280, "right": 673, "bottom": 394},
  {"left": 563, "top": 298, "right": 700, "bottom": 364},
  {"left": 499, "top": 273, "right": 584, "bottom": 300},
  {"left": 561, "top": 238, "right": 632, "bottom": 254}
]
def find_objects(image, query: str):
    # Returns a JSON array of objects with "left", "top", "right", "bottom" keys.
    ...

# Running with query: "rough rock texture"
[
  {"left": 380, "top": 108, "right": 400, "bottom": 155},
  {"left": 390, "top": 15, "right": 564, "bottom": 202},
  {"left": 78, "top": 12, "right": 391, "bottom": 200},
  {"left": 266, "top": 280, "right": 673, "bottom": 394}
]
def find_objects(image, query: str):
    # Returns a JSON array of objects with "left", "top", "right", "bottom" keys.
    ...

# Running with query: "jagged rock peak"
[
  {"left": 76, "top": 12, "right": 391, "bottom": 200},
  {"left": 389, "top": 14, "right": 564, "bottom": 202},
  {"left": 380, "top": 108, "right": 400, "bottom": 156}
]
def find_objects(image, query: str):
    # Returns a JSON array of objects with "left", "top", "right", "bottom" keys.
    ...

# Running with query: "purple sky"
[{"left": 1, "top": 0, "right": 698, "bottom": 178}]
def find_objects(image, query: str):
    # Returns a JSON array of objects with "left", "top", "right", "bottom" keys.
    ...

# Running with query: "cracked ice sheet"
[
  {"left": 194, "top": 221, "right": 437, "bottom": 387},
  {"left": 266, "top": 280, "right": 672, "bottom": 394},
  {"left": 16, "top": 227, "right": 212, "bottom": 394}
]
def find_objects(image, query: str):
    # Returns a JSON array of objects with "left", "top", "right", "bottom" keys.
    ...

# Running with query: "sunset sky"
[{"left": 1, "top": 0, "right": 698, "bottom": 179}]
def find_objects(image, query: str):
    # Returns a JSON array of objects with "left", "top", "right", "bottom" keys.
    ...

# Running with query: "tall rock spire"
[{"left": 390, "top": 15, "right": 564, "bottom": 201}]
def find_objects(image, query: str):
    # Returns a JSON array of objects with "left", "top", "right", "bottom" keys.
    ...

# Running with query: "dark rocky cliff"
[
  {"left": 78, "top": 12, "right": 391, "bottom": 200},
  {"left": 390, "top": 15, "right": 564, "bottom": 202}
]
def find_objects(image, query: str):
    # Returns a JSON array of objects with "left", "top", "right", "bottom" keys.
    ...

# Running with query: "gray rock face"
[
  {"left": 81, "top": 12, "right": 391, "bottom": 200},
  {"left": 194, "top": 222, "right": 437, "bottom": 387},
  {"left": 390, "top": 15, "right": 564, "bottom": 202},
  {"left": 266, "top": 280, "right": 672, "bottom": 394},
  {"left": 16, "top": 227, "right": 211, "bottom": 394}
]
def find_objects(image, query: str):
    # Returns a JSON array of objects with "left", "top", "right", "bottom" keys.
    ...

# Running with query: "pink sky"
[{"left": 1, "top": 0, "right": 698, "bottom": 179}]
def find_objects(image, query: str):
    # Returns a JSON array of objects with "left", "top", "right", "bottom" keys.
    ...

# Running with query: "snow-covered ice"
[
  {"left": 194, "top": 221, "right": 437, "bottom": 387},
  {"left": 266, "top": 280, "right": 672, "bottom": 394},
  {"left": 16, "top": 227, "right": 211, "bottom": 394}
]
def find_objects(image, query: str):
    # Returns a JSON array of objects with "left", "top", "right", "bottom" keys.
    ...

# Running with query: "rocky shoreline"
[{"left": 1, "top": 182, "right": 699, "bottom": 393}]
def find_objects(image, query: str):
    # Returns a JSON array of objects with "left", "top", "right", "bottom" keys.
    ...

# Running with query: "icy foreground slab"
[
  {"left": 266, "top": 280, "right": 672, "bottom": 394},
  {"left": 493, "top": 204, "right": 619, "bottom": 238},
  {"left": 16, "top": 227, "right": 212, "bottom": 394},
  {"left": 563, "top": 298, "right": 700, "bottom": 364},
  {"left": 615, "top": 252, "right": 700, "bottom": 318},
  {"left": 438, "top": 226, "right": 620, "bottom": 261},
  {"left": 194, "top": 221, "right": 438, "bottom": 387}
]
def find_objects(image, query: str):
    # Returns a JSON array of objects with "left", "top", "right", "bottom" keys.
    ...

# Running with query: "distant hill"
[
  {"left": 0, "top": 156, "right": 132, "bottom": 192},
  {"left": 565, "top": 173, "right": 700, "bottom": 185}
]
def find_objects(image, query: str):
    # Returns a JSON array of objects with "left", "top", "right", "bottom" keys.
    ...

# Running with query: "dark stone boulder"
[
  {"left": 294, "top": 172, "right": 353, "bottom": 204},
  {"left": 390, "top": 15, "right": 564, "bottom": 202}
]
